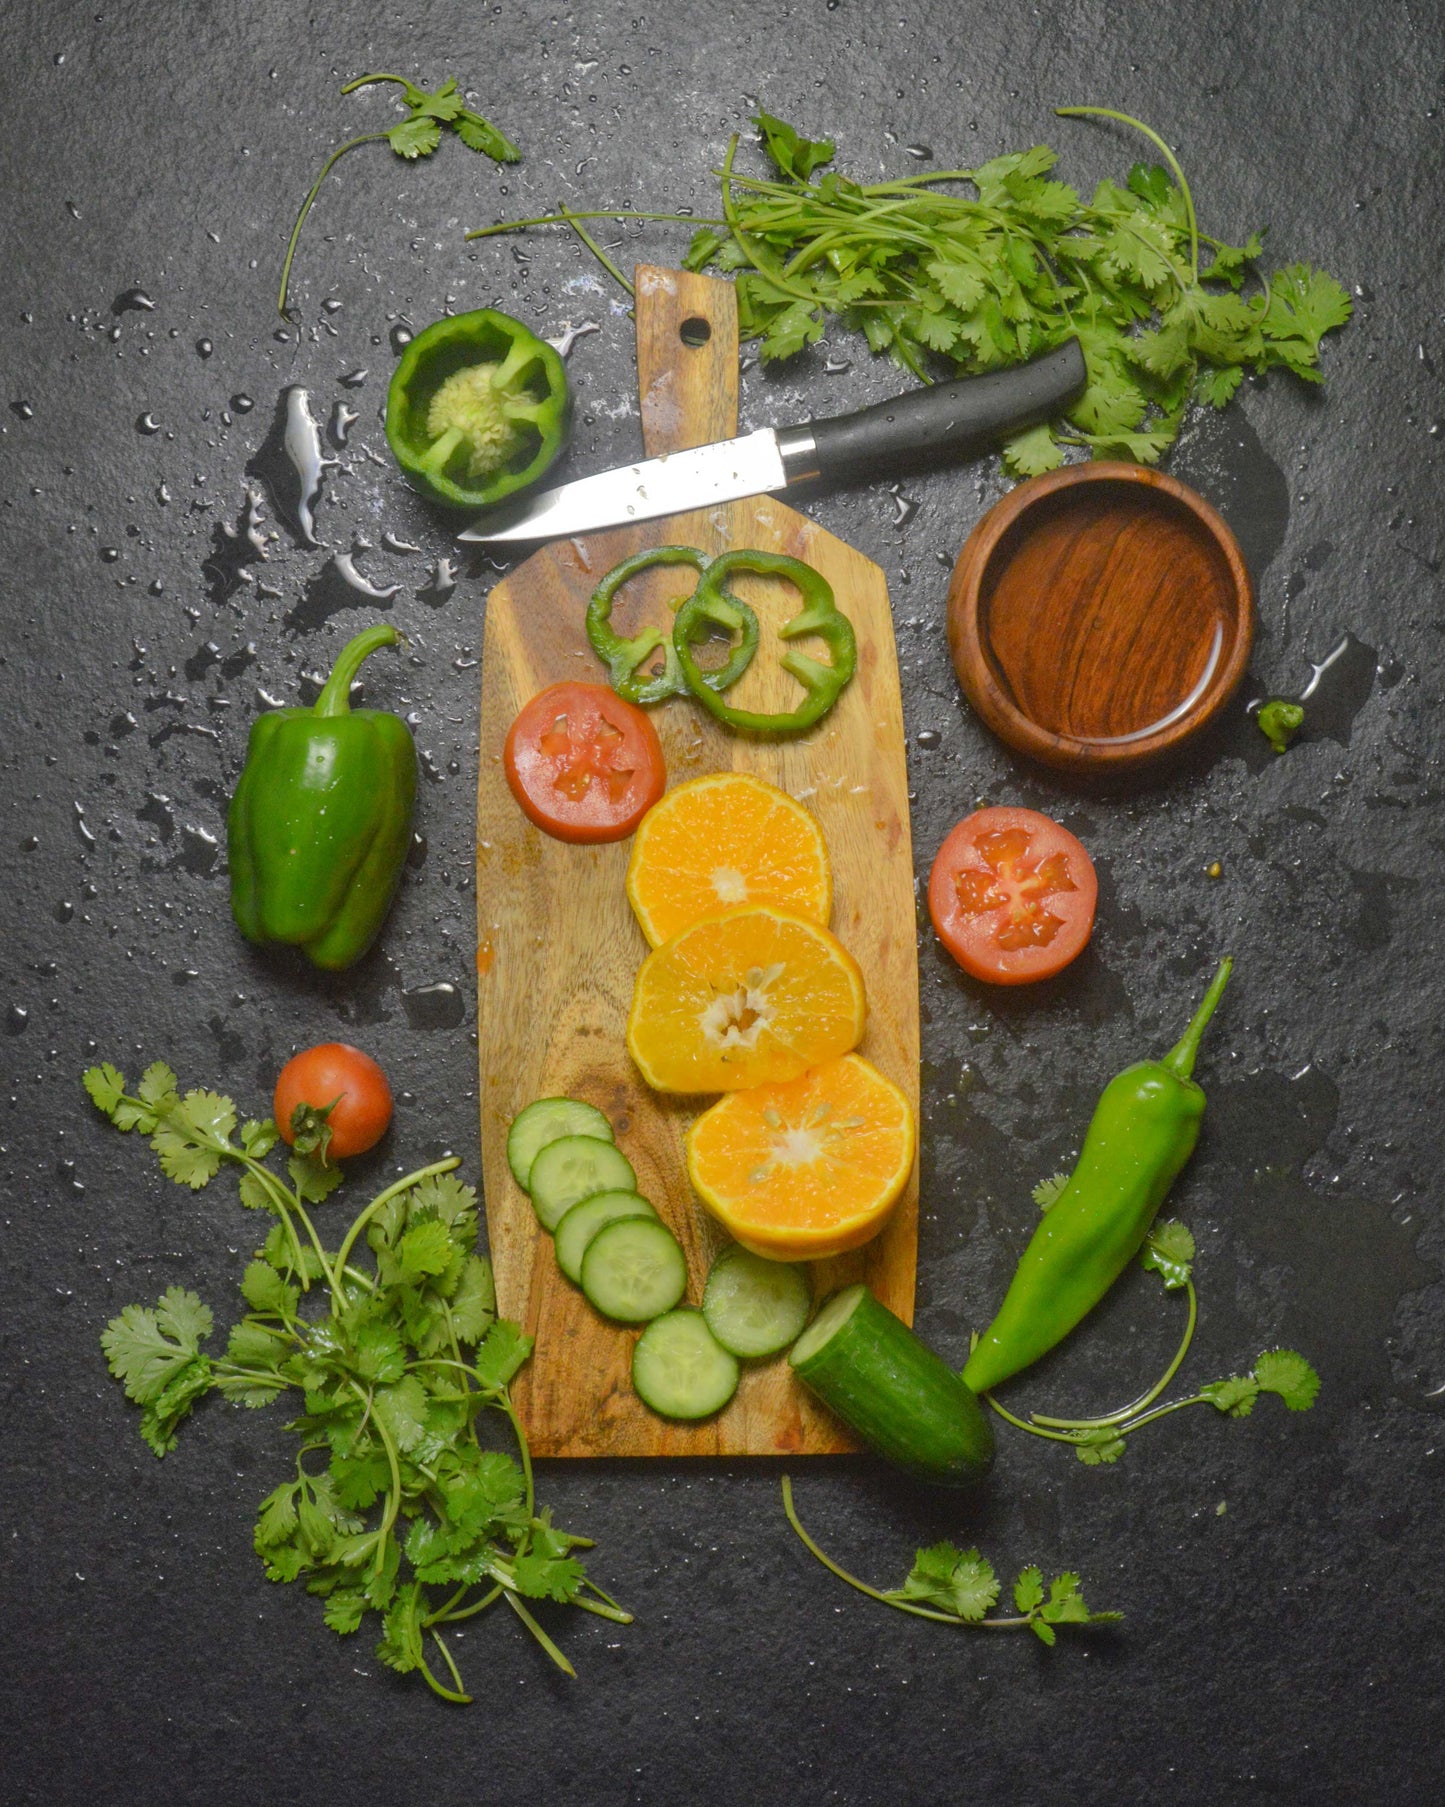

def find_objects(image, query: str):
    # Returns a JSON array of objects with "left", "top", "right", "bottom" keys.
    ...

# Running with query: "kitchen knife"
[{"left": 457, "top": 337, "right": 1086, "bottom": 544}]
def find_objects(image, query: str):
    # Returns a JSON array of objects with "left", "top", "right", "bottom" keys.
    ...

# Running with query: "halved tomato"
[
  {"left": 504, "top": 680, "right": 666, "bottom": 843},
  {"left": 928, "top": 806, "right": 1097, "bottom": 984}
]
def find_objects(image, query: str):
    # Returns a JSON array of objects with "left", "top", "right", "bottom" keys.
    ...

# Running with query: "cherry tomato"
[
  {"left": 274, "top": 1043, "right": 393, "bottom": 1159},
  {"left": 504, "top": 680, "right": 666, "bottom": 843},
  {"left": 928, "top": 806, "right": 1097, "bottom": 985}
]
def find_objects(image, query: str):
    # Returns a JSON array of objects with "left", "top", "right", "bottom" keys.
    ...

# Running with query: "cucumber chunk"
[
  {"left": 702, "top": 1245, "right": 811, "bottom": 1359},
  {"left": 789, "top": 1284, "right": 994, "bottom": 1485},
  {"left": 555, "top": 1190, "right": 657, "bottom": 1284},
  {"left": 507, "top": 1097, "right": 614, "bottom": 1191},
  {"left": 528, "top": 1135, "right": 636, "bottom": 1231},
  {"left": 633, "top": 1308, "right": 739, "bottom": 1419},
  {"left": 580, "top": 1216, "right": 687, "bottom": 1322}
]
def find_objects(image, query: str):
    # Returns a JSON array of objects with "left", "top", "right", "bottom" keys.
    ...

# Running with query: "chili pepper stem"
[
  {"left": 314, "top": 622, "right": 405, "bottom": 717},
  {"left": 1161, "top": 957, "right": 1232, "bottom": 1080}
]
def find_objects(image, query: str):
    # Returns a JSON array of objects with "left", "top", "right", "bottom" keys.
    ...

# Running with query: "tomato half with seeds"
[
  {"left": 504, "top": 680, "right": 666, "bottom": 843},
  {"left": 928, "top": 806, "right": 1097, "bottom": 985}
]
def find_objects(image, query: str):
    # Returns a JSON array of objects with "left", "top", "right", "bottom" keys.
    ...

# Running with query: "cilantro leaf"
[
  {"left": 897, "top": 1543, "right": 1000, "bottom": 1621},
  {"left": 1073, "top": 1428, "right": 1127, "bottom": 1465},
  {"left": 1002, "top": 422, "right": 1064, "bottom": 478},
  {"left": 140, "top": 1356, "right": 214, "bottom": 1455},
  {"left": 1253, "top": 1349, "right": 1321, "bottom": 1411},
  {"left": 1013, "top": 1566, "right": 1045, "bottom": 1613},
  {"left": 289, "top": 1149, "right": 345, "bottom": 1206},
  {"left": 473, "top": 1320, "right": 533, "bottom": 1392},
  {"left": 448, "top": 1255, "right": 497, "bottom": 1344},
  {"left": 1032, "top": 1171, "right": 1071, "bottom": 1212},
  {"left": 754, "top": 111, "right": 835, "bottom": 181},
  {"left": 1200, "top": 1374, "right": 1259, "bottom": 1416},
  {"left": 456, "top": 111, "right": 520, "bottom": 161},
  {"left": 511, "top": 1552, "right": 587, "bottom": 1603},
  {"left": 372, "top": 1376, "right": 430, "bottom": 1452},
  {"left": 1141, "top": 1219, "right": 1196, "bottom": 1289},
  {"left": 102, "top": 1287, "right": 214, "bottom": 1405},
  {"left": 240, "top": 1260, "right": 299, "bottom": 1319},
  {"left": 323, "top": 1589, "right": 367, "bottom": 1635},
  {"left": 388, "top": 115, "right": 442, "bottom": 160},
  {"left": 83, "top": 1062, "right": 126, "bottom": 1118}
]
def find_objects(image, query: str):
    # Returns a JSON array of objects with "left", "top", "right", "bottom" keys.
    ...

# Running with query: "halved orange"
[
  {"left": 626, "top": 907, "right": 866, "bottom": 1094},
  {"left": 625, "top": 771, "right": 832, "bottom": 948},
  {"left": 686, "top": 1054, "right": 915, "bottom": 1259}
]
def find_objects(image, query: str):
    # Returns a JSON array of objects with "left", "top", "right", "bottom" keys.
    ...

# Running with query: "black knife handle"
[{"left": 778, "top": 338, "right": 1086, "bottom": 487}]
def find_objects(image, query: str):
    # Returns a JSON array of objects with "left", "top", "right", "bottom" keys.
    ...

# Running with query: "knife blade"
[{"left": 458, "top": 337, "right": 1086, "bottom": 545}]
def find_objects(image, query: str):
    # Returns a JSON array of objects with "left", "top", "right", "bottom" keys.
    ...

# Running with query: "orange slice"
[
  {"left": 626, "top": 907, "right": 866, "bottom": 1093},
  {"left": 686, "top": 1054, "right": 915, "bottom": 1259},
  {"left": 625, "top": 771, "right": 832, "bottom": 948}
]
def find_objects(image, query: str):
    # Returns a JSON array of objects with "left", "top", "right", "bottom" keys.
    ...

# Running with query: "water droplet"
[
  {"left": 246, "top": 388, "right": 336, "bottom": 548},
  {"left": 111, "top": 287, "right": 154, "bottom": 315},
  {"left": 402, "top": 982, "right": 466, "bottom": 1031},
  {"left": 135, "top": 411, "right": 161, "bottom": 434},
  {"left": 904, "top": 143, "right": 933, "bottom": 160},
  {"left": 322, "top": 297, "right": 343, "bottom": 314},
  {"left": 10, "top": 398, "right": 35, "bottom": 420},
  {"left": 329, "top": 400, "right": 360, "bottom": 448},
  {"left": 5, "top": 1005, "right": 28, "bottom": 1035},
  {"left": 54, "top": 900, "right": 74, "bottom": 923},
  {"left": 1298, "top": 632, "right": 1377, "bottom": 744},
  {"left": 196, "top": 337, "right": 214, "bottom": 359},
  {"left": 389, "top": 322, "right": 414, "bottom": 354},
  {"left": 422, "top": 556, "right": 457, "bottom": 603},
  {"left": 231, "top": 393, "right": 254, "bottom": 414},
  {"left": 381, "top": 532, "right": 421, "bottom": 556},
  {"left": 339, "top": 368, "right": 368, "bottom": 388},
  {"left": 548, "top": 319, "right": 601, "bottom": 359},
  {"left": 20, "top": 834, "right": 39, "bottom": 852},
  {"left": 823, "top": 355, "right": 851, "bottom": 375},
  {"left": 332, "top": 551, "right": 400, "bottom": 601},
  {"left": 177, "top": 825, "right": 220, "bottom": 876},
  {"left": 889, "top": 488, "right": 918, "bottom": 526},
  {"left": 915, "top": 727, "right": 941, "bottom": 748},
  {"left": 73, "top": 802, "right": 95, "bottom": 847},
  {"left": 99, "top": 547, "right": 119, "bottom": 563}
]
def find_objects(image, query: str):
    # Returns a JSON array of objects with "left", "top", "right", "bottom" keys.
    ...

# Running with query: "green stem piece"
[
  {"left": 1055, "top": 105, "right": 1200, "bottom": 282},
  {"left": 1162, "top": 958, "right": 1232, "bottom": 1080},
  {"left": 1031, "top": 1280, "right": 1198, "bottom": 1429},
  {"left": 278, "top": 128, "right": 393, "bottom": 317}
]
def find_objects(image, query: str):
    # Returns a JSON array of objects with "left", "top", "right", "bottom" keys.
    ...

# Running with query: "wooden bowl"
[{"left": 946, "top": 462, "right": 1253, "bottom": 773}]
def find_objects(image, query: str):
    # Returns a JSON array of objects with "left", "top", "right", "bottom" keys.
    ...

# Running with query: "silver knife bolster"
[{"left": 774, "top": 425, "right": 820, "bottom": 484}]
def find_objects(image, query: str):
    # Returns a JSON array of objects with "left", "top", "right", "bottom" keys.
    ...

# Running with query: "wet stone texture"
[{"left": 1, "top": 2, "right": 1442, "bottom": 1803}]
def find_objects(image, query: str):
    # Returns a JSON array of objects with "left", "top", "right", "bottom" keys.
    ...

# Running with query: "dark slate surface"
[{"left": 2, "top": 2, "right": 1441, "bottom": 1801}]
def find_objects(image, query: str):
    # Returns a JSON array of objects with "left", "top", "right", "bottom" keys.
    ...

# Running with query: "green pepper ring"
[
  {"left": 385, "top": 308, "right": 570, "bottom": 512},
  {"left": 673, "top": 550, "right": 858, "bottom": 736},
  {"left": 586, "top": 547, "right": 760, "bottom": 707}
]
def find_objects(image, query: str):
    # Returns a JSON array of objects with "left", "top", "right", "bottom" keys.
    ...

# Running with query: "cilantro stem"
[
  {"left": 349, "top": 1380, "right": 402, "bottom": 1575},
  {"left": 781, "top": 1479, "right": 1030, "bottom": 1629},
  {"left": 981, "top": 1392, "right": 1085, "bottom": 1443},
  {"left": 569, "top": 1593, "right": 634, "bottom": 1625},
  {"left": 330, "top": 1157, "right": 462, "bottom": 1310},
  {"left": 557, "top": 202, "right": 635, "bottom": 298},
  {"left": 1030, "top": 1279, "right": 1198, "bottom": 1429},
  {"left": 465, "top": 208, "right": 724, "bottom": 240},
  {"left": 278, "top": 129, "right": 393, "bottom": 317},
  {"left": 423, "top": 1629, "right": 473, "bottom": 1704},
  {"left": 1055, "top": 106, "right": 1200, "bottom": 282},
  {"left": 503, "top": 1591, "right": 577, "bottom": 1677},
  {"left": 426, "top": 1583, "right": 502, "bottom": 1626}
]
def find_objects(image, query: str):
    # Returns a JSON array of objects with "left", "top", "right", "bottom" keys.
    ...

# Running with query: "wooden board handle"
[{"left": 635, "top": 265, "right": 739, "bottom": 456}]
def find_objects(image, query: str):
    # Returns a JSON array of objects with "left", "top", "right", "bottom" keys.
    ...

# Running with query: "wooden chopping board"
[{"left": 475, "top": 266, "right": 919, "bottom": 1457}]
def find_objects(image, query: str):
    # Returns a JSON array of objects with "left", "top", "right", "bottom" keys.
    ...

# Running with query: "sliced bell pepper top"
[
  {"left": 673, "top": 550, "right": 857, "bottom": 736},
  {"left": 587, "top": 546, "right": 760, "bottom": 706},
  {"left": 385, "top": 308, "right": 569, "bottom": 510}
]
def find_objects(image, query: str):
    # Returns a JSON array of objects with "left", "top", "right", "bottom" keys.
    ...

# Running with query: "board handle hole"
[{"left": 679, "top": 316, "right": 712, "bottom": 348}]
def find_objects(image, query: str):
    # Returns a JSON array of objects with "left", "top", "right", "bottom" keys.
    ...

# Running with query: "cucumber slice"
[
  {"left": 633, "top": 1308, "right": 739, "bottom": 1419},
  {"left": 789, "top": 1284, "right": 994, "bottom": 1485},
  {"left": 555, "top": 1190, "right": 657, "bottom": 1284},
  {"left": 528, "top": 1134, "right": 636, "bottom": 1231},
  {"left": 702, "top": 1245, "right": 811, "bottom": 1359},
  {"left": 580, "top": 1216, "right": 687, "bottom": 1322},
  {"left": 506, "top": 1097, "right": 614, "bottom": 1191}
]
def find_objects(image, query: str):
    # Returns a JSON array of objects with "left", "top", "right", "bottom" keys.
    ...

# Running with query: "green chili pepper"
[
  {"left": 585, "top": 546, "right": 759, "bottom": 706},
  {"left": 228, "top": 623, "right": 417, "bottom": 971},
  {"left": 961, "top": 959, "right": 1232, "bottom": 1398},
  {"left": 673, "top": 550, "right": 857, "bottom": 735},
  {"left": 385, "top": 308, "right": 569, "bottom": 510}
]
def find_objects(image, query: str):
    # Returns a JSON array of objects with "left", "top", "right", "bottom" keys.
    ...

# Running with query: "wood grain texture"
[
  {"left": 947, "top": 462, "right": 1253, "bottom": 772},
  {"left": 476, "top": 267, "right": 918, "bottom": 1457}
]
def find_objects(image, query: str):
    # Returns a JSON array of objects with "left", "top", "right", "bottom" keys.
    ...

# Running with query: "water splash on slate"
[
  {"left": 245, "top": 387, "right": 337, "bottom": 548},
  {"left": 1171, "top": 404, "right": 1290, "bottom": 581}
]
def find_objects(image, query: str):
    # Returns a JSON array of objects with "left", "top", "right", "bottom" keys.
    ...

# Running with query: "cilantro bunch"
[
  {"left": 478, "top": 107, "right": 1350, "bottom": 477},
  {"left": 687, "top": 108, "right": 1352, "bottom": 475},
  {"left": 86, "top": 1061, "right": 628, "bottom": 1703}
]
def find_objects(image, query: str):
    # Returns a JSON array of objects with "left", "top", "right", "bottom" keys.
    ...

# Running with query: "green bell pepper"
[
  {"left": 673, "top": 550, "right": 856, "bottom": 735},
  {"left": 385, "top": 308, "right": 569, "bottom": 510},
  {"left": 587, "top": 546, "right": 760, "bottom": 706},
  {"left": 228, "top": 623, "right": 416, "bottom": 971}
]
